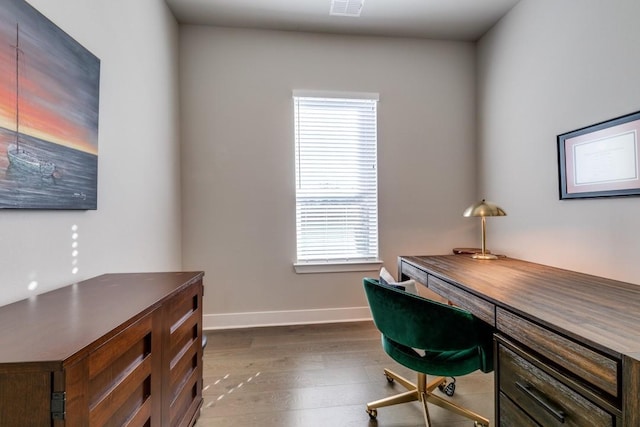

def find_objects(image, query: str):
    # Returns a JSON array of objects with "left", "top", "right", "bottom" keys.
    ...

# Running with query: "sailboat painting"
[{"left": 0, "top": 0, "right": 100, "bottom": 209}]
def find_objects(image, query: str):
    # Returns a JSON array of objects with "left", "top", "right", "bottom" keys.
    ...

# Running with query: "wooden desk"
[
  {"left": 0, "top": 272, "right": 204, "bottom": 427},
  {"left": 399, "top": 255, "right": 640, "bottom": 427}
]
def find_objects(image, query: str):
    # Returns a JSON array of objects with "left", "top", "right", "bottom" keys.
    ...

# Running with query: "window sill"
[{"left": 294, "top": 260, "right": 383, "bottom": 274}]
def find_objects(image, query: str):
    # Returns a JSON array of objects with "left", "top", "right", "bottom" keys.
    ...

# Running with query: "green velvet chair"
[{"left": 363, "top": 277, "right": 493, "bottom": 427}]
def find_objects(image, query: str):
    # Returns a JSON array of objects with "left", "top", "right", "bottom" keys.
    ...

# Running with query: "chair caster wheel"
[
  {"left": 384, "top": 373, "right": 394, "bottom": 383},
  {"left": 366, "top": 408, "right": 377, "bottom": 419},
  {"left": 474, "top": 422, "right": 488, "bottom": 427},
  {"left": 438, "top": 377, "right": 456, "bottom": 396}
]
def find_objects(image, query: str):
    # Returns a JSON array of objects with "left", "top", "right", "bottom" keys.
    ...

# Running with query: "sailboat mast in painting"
[{"left": 7, "top": 23, "right": 56, "bottom": 177}]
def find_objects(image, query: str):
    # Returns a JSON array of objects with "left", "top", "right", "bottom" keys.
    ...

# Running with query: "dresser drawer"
[
  {"left": 496, "top": 308, "right": 618, "bottom": 397},
  {"left": 428, "top": 275, "right": 495, "bottom": 326},
  {"left": 498, "top": 341, "right": 614, "bottom": 427}
]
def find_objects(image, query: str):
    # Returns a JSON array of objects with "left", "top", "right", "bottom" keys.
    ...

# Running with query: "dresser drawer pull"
[{"left": 516, "top": 381, "right": 566, "bottom": 423}]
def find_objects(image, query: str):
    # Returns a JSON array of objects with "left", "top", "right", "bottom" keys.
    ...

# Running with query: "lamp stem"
[
  {"left": 481, "top": 216, "right": 487, "bottom": 256},
  {"left": 472, "top": 215, "right": 497, "bottom": 259}
]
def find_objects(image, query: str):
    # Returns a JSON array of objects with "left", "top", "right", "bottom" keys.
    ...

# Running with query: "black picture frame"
[{"left": 558, "top": 110, "right": 640, "bottom": 200}]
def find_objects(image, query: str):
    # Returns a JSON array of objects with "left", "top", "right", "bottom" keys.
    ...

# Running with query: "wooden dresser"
[
  {"left": 0, "top": 271, "right": 204, "bottom": 427},
  {"left": 399, "top": 255, "right": 640, "bottom": 427}
]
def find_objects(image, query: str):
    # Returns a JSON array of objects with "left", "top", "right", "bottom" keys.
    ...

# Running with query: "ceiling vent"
[{"left": 330, "top": 0, "right": 364, "bottom": 17}]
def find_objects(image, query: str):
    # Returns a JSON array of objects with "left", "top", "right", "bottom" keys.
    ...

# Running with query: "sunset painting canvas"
[{"left": 0, "top": 0, "right": 100, "bottom": 209}]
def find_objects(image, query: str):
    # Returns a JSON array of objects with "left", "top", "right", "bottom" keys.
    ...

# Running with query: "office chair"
[{"left": 363, "top": 278, "right": 493, "bottom": 427}]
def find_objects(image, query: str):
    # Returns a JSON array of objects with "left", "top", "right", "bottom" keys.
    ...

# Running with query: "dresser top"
[
  {"left": 402, "top": 255, "right": 640, "bottom": 359},
  {"left": 0, "top": 272, "right": 204, "bottom": 367}
]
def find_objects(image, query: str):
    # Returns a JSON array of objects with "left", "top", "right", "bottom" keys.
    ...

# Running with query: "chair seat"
[{"left": 383, "top": 336, "right": 487, "bottom": 377}]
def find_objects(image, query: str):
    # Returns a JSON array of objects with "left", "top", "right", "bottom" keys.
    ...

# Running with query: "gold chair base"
[{"left": 366, "top": 369, "right": 489, "bottom": 427}]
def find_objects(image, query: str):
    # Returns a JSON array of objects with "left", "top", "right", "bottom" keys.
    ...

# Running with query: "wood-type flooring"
[{"left": 195, "top": 321, "right": 494, "bottom": 427}]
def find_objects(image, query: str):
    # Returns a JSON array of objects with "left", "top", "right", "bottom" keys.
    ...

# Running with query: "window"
[{"left": 293, "top": 91, "right": 380, "bottom": 272}]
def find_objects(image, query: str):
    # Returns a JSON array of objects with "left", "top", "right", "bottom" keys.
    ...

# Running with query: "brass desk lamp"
[{"left": 463, "top": 199, "right": 506, "bottom": 260}]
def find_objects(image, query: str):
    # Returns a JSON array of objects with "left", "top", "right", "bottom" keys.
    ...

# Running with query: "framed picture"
[
  {"left": 557, "top": 110, "right": 640, "bottom": 199},
  {"left": 0, "top": 0, "right": 100, "bottom": 209}
]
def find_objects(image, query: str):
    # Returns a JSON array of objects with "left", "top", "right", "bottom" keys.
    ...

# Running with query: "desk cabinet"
[
  {"left": 0, "top": 272, "right": 204, "bottom": 427},
  {"left": 497, "top": 337, "right": 614, "bottom": 426},
  {"left": 399, "top": 255, "right": 640, "bottom": 426}
]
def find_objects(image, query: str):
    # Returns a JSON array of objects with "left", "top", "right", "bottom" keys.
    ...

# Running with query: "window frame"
[{"left": 292, "top": 90, "right": 382, "bottom": 274}]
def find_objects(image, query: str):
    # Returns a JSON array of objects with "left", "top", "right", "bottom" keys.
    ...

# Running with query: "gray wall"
[
  {"left": 0, "top": 0, "right": 183, "bottom": 306},
  {"left": 478, "top": 0, "right": 640, "bottom": 281},
  {"left": 179, "top": 27, "right": 478, "bottom": 328},
  {"left": 11, "top": 0, "right": 633, "bottom": 329}
]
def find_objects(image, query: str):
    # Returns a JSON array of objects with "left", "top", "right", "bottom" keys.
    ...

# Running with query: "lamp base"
[{"left": 472, "top": 253, "right": 498, "bottom": 260}]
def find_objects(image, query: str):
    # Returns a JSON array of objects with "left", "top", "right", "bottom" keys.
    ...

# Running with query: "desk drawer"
[
  {"left": 400, "top": 261, "right": 429, "bottom": 285},
  {"left": 498, "top": 342, "right": 613, "bottom": 427},
  {"left": 496, "top": 308, "right": 618, "bottom": 398},
  {"left": 499, "top": 392, "right": 539, "bottom": 427},
  {"left": 428, "top": 276, "right": 495, "bottom": 326}
]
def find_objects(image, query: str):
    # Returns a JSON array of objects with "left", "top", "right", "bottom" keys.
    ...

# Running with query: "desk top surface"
[{"left": 401, "top": 255, "right": 640, "bottom": 360}]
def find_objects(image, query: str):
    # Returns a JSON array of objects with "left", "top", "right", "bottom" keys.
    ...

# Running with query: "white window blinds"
[{"left": 294, "top": 93, "right": 379, "bottom": 263}]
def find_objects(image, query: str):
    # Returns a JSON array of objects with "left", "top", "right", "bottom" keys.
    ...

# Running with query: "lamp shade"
[{"left": 462, "top": 199, "right": 507, "bottom": 218}]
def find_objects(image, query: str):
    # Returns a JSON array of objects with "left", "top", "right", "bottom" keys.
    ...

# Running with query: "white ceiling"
[{"left": 165, "top": 0, "right": 521, "bottom": 41}]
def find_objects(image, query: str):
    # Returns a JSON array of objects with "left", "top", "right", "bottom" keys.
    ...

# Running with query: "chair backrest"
[{"left": 363, "top": 277, "right": 486, "bottom": 352}]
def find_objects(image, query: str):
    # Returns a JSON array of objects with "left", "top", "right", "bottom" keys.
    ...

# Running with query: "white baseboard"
[{"left": 203, "top": 306, "right": 372, "bottom": 330}]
